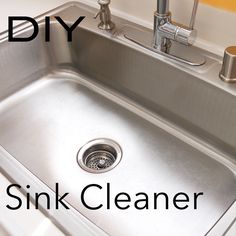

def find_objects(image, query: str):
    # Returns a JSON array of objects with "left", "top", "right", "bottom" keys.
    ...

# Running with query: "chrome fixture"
[
  {"left": 94, "top": 0, "right": 115, "bottom": 30},
  {"left": 220, "top": 46, "right": 236, "bottom": 83},
  {"left": 124, "top": 0, "right": 205, "bottom": 66},
  {"left": 77, "top": 139, "right": 122, "bottom": 173},
  {"left": 154, "top": 0, "right": 198, "bottom": 51}
]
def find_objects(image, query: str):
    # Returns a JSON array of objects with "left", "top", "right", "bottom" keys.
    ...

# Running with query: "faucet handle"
[{"left": 189, "top": 0, "right": 199, "bottom": 29}]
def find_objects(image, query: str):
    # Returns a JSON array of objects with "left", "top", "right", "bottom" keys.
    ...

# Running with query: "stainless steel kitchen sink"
[{"left": 0, "top": 2, "right": 236, "bottom": 236}]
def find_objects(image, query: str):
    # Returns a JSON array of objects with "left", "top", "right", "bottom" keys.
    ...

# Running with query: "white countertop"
[{"left": 0, "top": 172, "right": 65, "bottom": 236}]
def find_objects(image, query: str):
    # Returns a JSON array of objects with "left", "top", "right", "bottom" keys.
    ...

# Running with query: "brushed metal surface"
[
  {"left": 0, "top": 3, "right": 236, "bottom": 236},
  {"left": 220, "top": 46, "right": 236, "bottom": 82},
  {"left": 1, "top": 72, "right": 236, "bottom": 236}
]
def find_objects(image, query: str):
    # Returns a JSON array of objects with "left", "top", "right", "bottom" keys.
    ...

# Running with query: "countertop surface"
[{"left": 0, "top": 172, "right": 65, "bottom": 236}]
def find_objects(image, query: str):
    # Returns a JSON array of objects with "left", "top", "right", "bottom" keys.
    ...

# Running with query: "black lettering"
[
  {"left": 154, "top": 192, "right": 169, "bottom": 209},
  {"left": 8, "top": 16, "right": 39, "bottom": 42},
  {"left": 107, "top": 182, "right": 110, "bottom": 209},
  {"left": 114, "top": 193, "right": 131, "bottom": 210},
  {"left": 55, "top": 16, "right": 85, "bottom": 41},
  {"left": 81, "top": 184, "right": 103, "bottom": 210},
  {"left": 26, "top": 185, "right": 30, "bottom": 209},
  {"left": 55, "top": 183, "right": 70, "bottom": 209},
  {"left": 173, "top": 192, "right": 189, "bottom": 210},
  {"left": 134, "top": 193, "right": 149, "bottom": 210},
  {"left": 35, "top": 192, "right": 51, "bottom": 209},
  {"left": 6, "top": 184, "right": 22, "bottom": 210},
  {"left": 45, "top": 16, "right": 50, "bottom": 42},
  {"left": 194, "top": 192, "right": 204, "bottom": 209}
]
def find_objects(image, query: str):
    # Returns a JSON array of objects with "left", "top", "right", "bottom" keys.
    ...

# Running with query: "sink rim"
[{"left": 0, "top": 2, "right": 236, "bottom": 236}]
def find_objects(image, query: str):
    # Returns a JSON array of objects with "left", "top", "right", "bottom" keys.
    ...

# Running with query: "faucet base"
[
  {"left": 98, "top": 21, "right": 115, "bottom": 30},
  {"left": 124, "top": 26, "right": 206, "bottom": 66}
]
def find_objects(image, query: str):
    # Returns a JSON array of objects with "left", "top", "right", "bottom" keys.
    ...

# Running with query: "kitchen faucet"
[
  {"left": 124, "top": 0, "right": 205, "bottom": 66},
  {"left": 154, "top": 0, "right": 198, "bottom": 51}
]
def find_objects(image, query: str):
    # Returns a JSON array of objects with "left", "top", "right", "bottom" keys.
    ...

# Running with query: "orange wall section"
[{"left": 200, "top": 0, "right": 236, "bottom": 12}]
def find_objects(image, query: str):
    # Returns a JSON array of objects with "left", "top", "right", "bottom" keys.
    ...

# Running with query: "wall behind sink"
[
  {"left": 201, "top": 0, "right": 236, "bottom": 12},
  {"left": 1, "top": 0, "right": 236, "bottom": 55}
]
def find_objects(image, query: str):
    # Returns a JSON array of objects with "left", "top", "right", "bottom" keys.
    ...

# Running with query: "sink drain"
[{"left": 77, "top": 139, "right": 122, "bottom": 173}]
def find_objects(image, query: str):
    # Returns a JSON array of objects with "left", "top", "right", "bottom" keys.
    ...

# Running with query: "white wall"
[{"left": 1, "top": 0, "right": 236, "bottom": 55}]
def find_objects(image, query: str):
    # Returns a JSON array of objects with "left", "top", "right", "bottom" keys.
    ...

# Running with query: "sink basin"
[{"left": 0, "top": 3, "right": 236, "bottom": 236}]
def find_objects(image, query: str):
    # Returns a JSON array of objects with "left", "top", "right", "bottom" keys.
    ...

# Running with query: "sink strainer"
[{"left": 77, "top": 139, "right": 122, "bottom": 173}]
